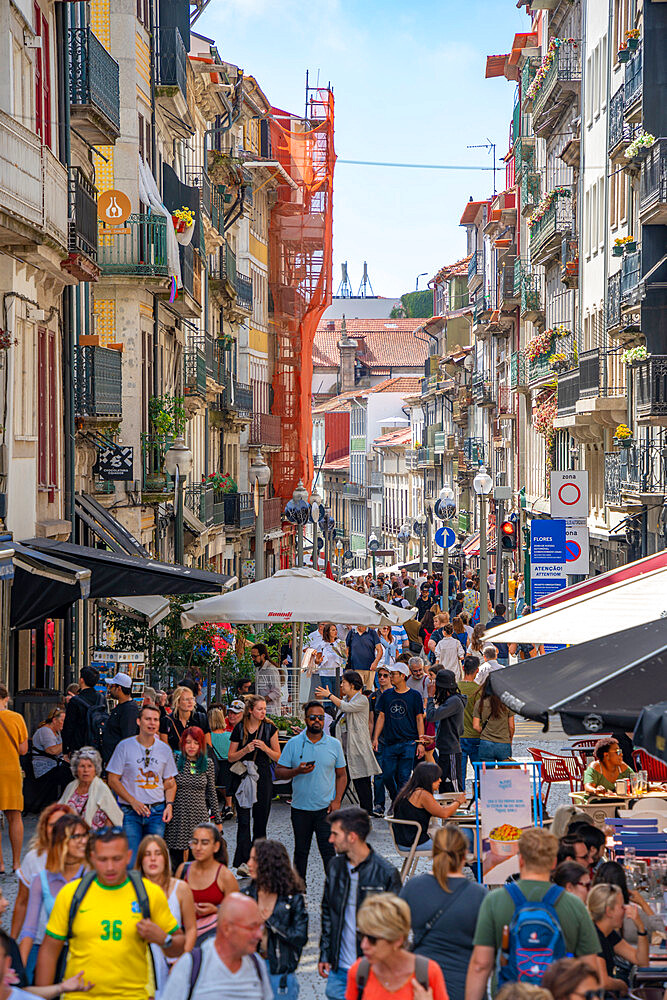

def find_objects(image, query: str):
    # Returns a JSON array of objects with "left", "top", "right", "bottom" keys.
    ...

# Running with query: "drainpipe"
[
  {"left": 150, "top": 0, "right": 159, "bottom": 396},
  {"left": 601, "top": 0, "right": 613, "bottom": 396}
]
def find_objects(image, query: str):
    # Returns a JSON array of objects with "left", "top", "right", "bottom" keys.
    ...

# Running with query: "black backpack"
[{"left": 75, "top": 693, "right": 109, "bottom": 753}]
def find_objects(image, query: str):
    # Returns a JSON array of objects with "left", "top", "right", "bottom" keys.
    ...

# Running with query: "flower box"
[
  {"left": 614, "top": 437, "right": 632, "bottom": 449},
  {"left": 624, "top": 240, "right": 637, "bottom": 254},
  {"left": 618, "top": 48, "right": 630, "bottom": 62},
  {"left": 612, "top": 245, "right": 624, "bottom": 257},
  {"left": 172, "top": 216, "right": 187, "bottom": 233},
  {"left": 627, "top": 36, "right": 639, "bottom": 50}
]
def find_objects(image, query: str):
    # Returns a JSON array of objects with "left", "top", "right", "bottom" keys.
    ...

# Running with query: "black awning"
[
  {"left": 20, "top": 539, "right": 231, "bottom": 600},
  {"left": 487, "top": 617, "right": 667, "bottom": 735},
  {"left": 634, "top": 702, "right": 667, "bottom": 762},
  {"left": 11, "top": 542, "right": 92, "bottom": 629},
  {"left": 75, "top": 493, "right": 148, "bottom": 557}
]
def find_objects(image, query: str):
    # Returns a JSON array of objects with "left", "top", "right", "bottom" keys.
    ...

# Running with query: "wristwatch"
[{"left": 161, "top": 933, "right": 174, "bottom": 949}]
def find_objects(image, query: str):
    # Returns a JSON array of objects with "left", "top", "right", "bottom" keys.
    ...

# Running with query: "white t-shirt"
[
  {"left": 162, "top": 938, "right": 273, "bottom": 1000},
  {"left": 338, "top": 863, "right": 359, "bottom": 970},
  {"left": 435, "top": 637, "right": 464, "bottom": 678},
  {"left": 32, "top": 726, "right": 60, "bottom": 777},
  {"left": 18, "top": 848, "right": 45, "bottom": 889},
  {"left": 107, "top": 736, "right": 178, "bottom": 805},
  {"left": 476, "top": 659, "right": 505, "bottom": 687}
]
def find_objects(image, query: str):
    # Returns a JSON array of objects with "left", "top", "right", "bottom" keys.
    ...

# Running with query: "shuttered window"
[
  {"left": 37, "top": 327, "right": 57, "bottom": 499},
  {"left": 34, "top": 4, "right": 52, "bottom": 148}
]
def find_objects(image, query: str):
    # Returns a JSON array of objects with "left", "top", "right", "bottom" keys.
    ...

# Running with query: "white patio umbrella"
[
  {"left": 180, "top": 567, "right": 416, "bottom": 628},
  {"left": 484, "top": 562, "right": 667, "bottom": 646}
]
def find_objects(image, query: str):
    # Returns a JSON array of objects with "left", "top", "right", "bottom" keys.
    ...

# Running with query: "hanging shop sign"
[
  {"left": 98, "top": 190, "right": 132, "bottom": 227},
  {"left": 94, "top": 444, "right": 134, "bottom": 481}
]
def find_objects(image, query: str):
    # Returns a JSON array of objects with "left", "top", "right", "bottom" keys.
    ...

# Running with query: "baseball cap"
[
  {"left": 389, "top": 662, "right": 410, "bottom": 677},
  {"left": 228, "top": 699, "right": 245, "bottom": 713},
  {"left": 105, "top": 672, "right": 132, "bottom": 689}
]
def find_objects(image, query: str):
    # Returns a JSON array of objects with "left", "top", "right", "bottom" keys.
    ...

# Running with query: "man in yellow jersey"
[{"left": 35, "top": 827, "right": 184, "bottom": 999}]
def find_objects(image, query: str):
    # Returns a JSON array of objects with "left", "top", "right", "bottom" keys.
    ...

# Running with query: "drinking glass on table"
[
  {"left": 631, "top": 772, "right": 641, "bottom": 795},
  {"left": 641, "top": 770, "right": 648, "bottom": 793}
]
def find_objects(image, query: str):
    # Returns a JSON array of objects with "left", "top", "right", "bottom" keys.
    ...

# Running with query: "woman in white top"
[
  {"left": 434, "top": 624, "right": 464, "bottom": 679},
  {"left": 137, "top": 834, "right": 197, "bottom": 996},
  {"left": 315, "top": 670, "right": 380, "bottom": 814},
  {"left": 59, "top": 747, "right": 124, "bottom": 831},
  {"left": 11, "top": 802, "right": 72, "bottom": 938},
  {"left": 32, "top": 709, "right": 65, "bottom": 779}
]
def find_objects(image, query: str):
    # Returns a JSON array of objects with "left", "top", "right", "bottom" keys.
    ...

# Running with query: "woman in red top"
[
  {"left": 345, "top": 893, "right": 448, "bottom": 1000},
  {"left": 175, "top": 822, "right": 238, "bottom": 943}
]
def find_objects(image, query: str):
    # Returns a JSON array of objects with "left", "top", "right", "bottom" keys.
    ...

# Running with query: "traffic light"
[{"left": 500, "top": 520, "right": 517, "bottom": 551}]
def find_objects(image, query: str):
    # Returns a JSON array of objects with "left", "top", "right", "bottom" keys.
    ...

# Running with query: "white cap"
[
  {"left": 105, "top": 671, "right": 132, "bottom": 689},
  {"left": 389, "top": 661, "right": 410, "bottom": 677}
]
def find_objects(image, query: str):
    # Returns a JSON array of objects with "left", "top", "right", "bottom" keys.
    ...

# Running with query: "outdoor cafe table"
[{"left": 569, "top": 789, "right": 667, "bottom": 827}]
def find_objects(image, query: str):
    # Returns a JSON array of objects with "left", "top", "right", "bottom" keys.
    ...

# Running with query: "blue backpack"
[{"left": 498, "top": 882, "right": 566, "bottom": 986}]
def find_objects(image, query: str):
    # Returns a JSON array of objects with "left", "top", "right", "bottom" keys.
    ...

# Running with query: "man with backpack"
[
  {"left": 162, "top": 893, "right": 273, "bottom": 1000},
  {"left": 106, "top": 704, "right": 178, "bottom": 863},
  {"left": 35, "top": 826, "right": 183, "bottom": 999},
  {"left": 465, "top": 827, "right": 600, "bottom": 1000},
  {"left": 62, "top": 666, "right": 105, "bottom": 755},
  {"left": 101, "top": 672, "right": 139, "bottom": 764}
]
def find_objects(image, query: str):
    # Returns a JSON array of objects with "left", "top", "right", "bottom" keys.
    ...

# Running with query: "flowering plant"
[
  {"left": 625, "top": 132, "right": 656, "bottom": 159},
  {"left": 614, "top": 236, "right": 635, "bottom": 247},
  {"left": 622, "top": 345, "right": 649, "bottom": 364},
  {"left": 614, "top": 424, "right": 632, "bottom": 440},
  {"left": 173, "top": 206, "right": 195, "bottom": 227},
  {"left": 533, "top": 392, "right": 558, "bottom": 447},
  {"left": 204, "top": 471, "right": 238, "bottom": 493},
  {"left": 527, "top": 187, "right": 571, "bottom": 229},
  {"left": 526, "top": 39, "right": 577, "bottom": 102},
  {"left": 548, "top": 352, "right": 568, "bottom": 368},
  {"left": 625, "top": 29, "right": 640, "bottom": 40},
  {"left": 524, "top": 326, "right": 573, "bottom": 362}
]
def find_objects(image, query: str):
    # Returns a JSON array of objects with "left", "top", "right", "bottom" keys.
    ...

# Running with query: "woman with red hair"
[{"left": 165, "top": 726, "right": 221, "bottom": 872}]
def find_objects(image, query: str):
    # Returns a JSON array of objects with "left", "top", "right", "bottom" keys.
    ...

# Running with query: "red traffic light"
[
  {"left": 500, "top": 520, "right": 517, "bottom": 550},
  {"left": 501, "top": 521, "right": 514, "bottom": 534}
]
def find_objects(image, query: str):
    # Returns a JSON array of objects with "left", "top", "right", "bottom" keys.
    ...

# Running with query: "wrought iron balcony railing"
[
  {"left": 222, "top": 492, "right": 254, "bottom": 530},
  {"left": 532, "top": 40, "right": 581, "bottom": 130},
  {"left": 510, "top": 351, "right": 527, "bottom": 390},
  {"left": 185, "top": 483, "right": 214, "bottom": 525},
  {"left": 69, "top": 27, "right": 120, "bottom": 141},
  {"left": 184, "top": 341, "right": 206, "bottom": 397},
  {"left": 624, "top": 47, "right": 642, "bottom": 117},
  {"left": 68, "top": 168, "right": 98, "bottom": 261},
  {"left": 639, "top": 137, "right": 667, "bottom": 225},
  {"left": 605, "top": 440, "right": 666, "bottom": 504},
  {"left": 530, "top": 192, "right": 573, "bottom": 265},
  {"left": 236, "top": 272, "right": 253, "bottom": 311},
  {"left": 608, "top": 86, "right": 634, "bottom": 156},
  {"left": 468, "top": 250, "right": 483, "bottom": 285},
  {"left": 141, "top": 433, "right": 174, "bottom": 493},
  {"left": 97, "top": 215, "right": 168, "bottom": 276},
  {"left": 249, "top": 411, "right": 281, "bottom": 447},
  {"left": 634, "top": 356, "right": 667, "bottom": 420},
  {"left": 157, "top": 27, "right": 187, "bottom": 102},
  {"left": 464, "top": 436, "right": 486, "bottom": 466},
  {"left": 74, "top": 346, "right": 122, "bottom": 419},
  {"left": 607, "top": 271, "right": 621, "bottom": 329},
  {"left": 263, "top": 497, "right": 283, "bottom": 535},
  {"left": 620, "top": 249, "right": 641, "bottom": 306},
  {"left": 557, "top": 367, "right": 579, "bottom": 416}
]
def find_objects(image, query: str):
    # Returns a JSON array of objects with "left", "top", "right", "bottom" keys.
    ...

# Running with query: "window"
[
  {"left": 37, "top": 326, "right": 57, "bottom": 497},
  {"left": 585, "top": 54, "right": 593, "bottom": 125},
  {"left": 34, "top": 3, "right": 51, "bottom": 148},
  {"left": 584, "top": 188, "right": 591, "bottom": 257},
  {"left": 14, "top": 319, "right": 37, "bottom": 440},
  {"left": 137, "top": 0, "right": 150, "bottom": 30}
]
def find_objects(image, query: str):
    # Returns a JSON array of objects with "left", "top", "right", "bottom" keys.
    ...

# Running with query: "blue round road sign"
[{"left": 435, "top": 526, "right": 457, "bottom": 549}]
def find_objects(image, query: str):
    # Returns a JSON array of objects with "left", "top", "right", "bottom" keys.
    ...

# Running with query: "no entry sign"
[
  {"left": 565, "top": 518, "right": 590, "bottom": 575},
  {"left": 550, "top": 471, "right": 589, "bottom": 519}
]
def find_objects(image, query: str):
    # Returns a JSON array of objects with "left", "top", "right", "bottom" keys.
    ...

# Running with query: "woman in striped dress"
[{"left": 165, "top": 726, "right": 221, "bottom": 872}]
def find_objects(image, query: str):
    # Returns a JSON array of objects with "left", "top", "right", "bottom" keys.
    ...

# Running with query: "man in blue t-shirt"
[
  {"left": 346, "top": 625, "right": 382, "bottom": 687},
  {"left": 372, "top": 662, "right": 424, "bottom": 801}
]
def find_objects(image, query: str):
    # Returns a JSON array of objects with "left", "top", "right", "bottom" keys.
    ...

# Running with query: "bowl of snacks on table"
[{"left": 489, "top": 824, "right": 522, "bottom": 857}]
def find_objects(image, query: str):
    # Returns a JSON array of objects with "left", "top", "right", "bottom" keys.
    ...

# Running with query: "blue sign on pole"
[
  {"left": 435, "top": 526, "right": 457, "bottom": 549},
  {"left": 530, "top": 519, "right": 566, "bottom": 564}
]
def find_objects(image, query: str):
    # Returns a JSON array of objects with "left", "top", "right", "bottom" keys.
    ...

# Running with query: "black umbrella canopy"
[
  {"left": 487, "top": 617, "right": 667, "bottom": 735},
  {"left": 633, "top": 702, "right": 667, "bottom": 763}
]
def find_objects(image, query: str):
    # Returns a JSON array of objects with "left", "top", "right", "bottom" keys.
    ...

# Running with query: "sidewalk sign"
[{"left": 474, "top": 761, "right": 543, "bottom": 884}]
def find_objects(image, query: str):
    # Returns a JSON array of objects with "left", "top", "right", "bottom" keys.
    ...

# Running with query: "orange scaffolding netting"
[{"left": 269, "top": 88, "right": 335, "bottom": 502}]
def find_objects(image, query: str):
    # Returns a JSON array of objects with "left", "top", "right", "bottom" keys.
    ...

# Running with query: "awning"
[
  {"left": 183, "top": 505, "right": 209, "bottom": 543},
  {"left": 461, "top": 532, "right": 495, "bottom": 558},
  {"left": 98, "top": 595, "right": 171, "bottom": 628},
  {"left": 20, "top": 539, "right": 232, "bottom": 601},
  {"left": 536, "top": 550, "right": 667, "bottom": 610},
  {"left": 75, "top": 493, "right": 148, "bottom": 557},
  {"left": 484, "top": 562, "right": 667, "bottom": 645},
  {"left": 0, "top": 549, "right": 14, "bottom": 581},
  {"left": 11, "top": 542, "right": 92, "bottom": 629},
  {"left": 488, "top": 618, "right": 667, "bottom": 734},
  {"left": 634, "top": 702, "right": 667, "bottom": 763}
]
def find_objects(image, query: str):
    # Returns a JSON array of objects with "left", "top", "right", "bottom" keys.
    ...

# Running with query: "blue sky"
[{"left": 198, "top": 0, "right": 530, "bottom": 298}]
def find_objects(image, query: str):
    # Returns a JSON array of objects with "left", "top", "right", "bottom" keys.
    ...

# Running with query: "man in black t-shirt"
[
  {"left": 372, "top": 662, "right": 424, "bottom": 801},
  {"left": 102, "top": 672, "right": 139, "bottom": 763}
]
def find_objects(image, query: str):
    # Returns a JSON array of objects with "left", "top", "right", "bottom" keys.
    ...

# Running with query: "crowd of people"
[{"left": 0, "top": 565, "right": 658, "bottom": 1000}]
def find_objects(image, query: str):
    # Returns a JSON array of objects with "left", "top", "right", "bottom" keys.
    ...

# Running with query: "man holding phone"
[{"left": 275, "top": 700, "right": 347, "bottom": 882}]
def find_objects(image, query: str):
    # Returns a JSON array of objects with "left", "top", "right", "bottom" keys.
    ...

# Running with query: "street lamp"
[
  {"left": 164, "top": 435, "right": 193, "bottom": 566},
  {"left": 310, "top": 486, "right": 323, "bottom": 572},
  {"left": 248, "top": 450, "right": 271, "bottom": 581},
  {"left": 284, "top": 480, "right": 310, "bottom": 567},
  {"left": 436, "top": 485, "right": 456, "bottom": 611},
  {"left": 397, "top": 522, "right": 411, "bottom": 564},
  {"left": 415, "top": 512, "right": 427, "bottom": 572},
  {"left": 368, "top": 531, "right": 380, "bottom": 578},
  {"left": 473, "top": 465, "right": 493, "bottom": 626}
]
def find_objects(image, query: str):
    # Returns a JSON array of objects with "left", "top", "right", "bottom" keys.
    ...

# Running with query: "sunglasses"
[
  {"left": 307, "top": 714, "right": 325, "bottom": 722},
  {"left": 90, "top": 826, "right": 125, "bottom": 842},
  {"left": 357, "top": 932, "right": 379, "bottom": 945}
]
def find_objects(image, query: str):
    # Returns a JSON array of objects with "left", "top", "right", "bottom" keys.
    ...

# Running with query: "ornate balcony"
[
  {"left": 74, "top": 346, "right": 122, "bottom": 420},
  {"left": 184, "top": 341, "right": 206, "bottom": 397},
  {"left": 521, "top": 171, "right": 540, "bottom": 217},
  {"left": 222, "top": 492, "right": 254, "bottom": 530},
  {"left": 62, "top": 168, "right": 100, "bottom": 282},
  {"left": 531, "top": 40, "right": 581, "bottom": 137},
  {"left": 236, "top": 272, "right": 253, "bottom": 312},
  {"left": 472, "top": 375, "right": 494, "bottom": 407},
  {"left": 530, "top": 191, "right": 573, "bottom": 266},
  {"left": 605, "top": 441, "right": 666, "bottom": 505},
  {"left": 639, "top": 138, "right": 667, "bottom": 225},
  {"left": 97, "top": 215, "right": 168, "bottom": 277},
  {"left": 510, "top": 351, "right": 527, "bottom": 390},
  {"left": 624, "top": 47, "right": 642, "bottom": 123},
  {"left": 185, "top": 483, "right": 213, "bottom": 526},
  {"left": 608, "top": 86, "right": 635, "bottom": 159},
  {"left": 157, "top": 28, "right": 187, "bottom": 116},
  {"left": 69, "top": 27, "right": 120, "bottom": 145},
  {"left": 249, "top": 412, "right": 281, "bottom": 449},
  {"left": 607, "top": 271, "right": 621, "bottom": 331},
  {"left": 620, "top": 249, "right": 642, "bottom": 308},
  {"left": 515, "top": 261, "right": 544, "bottom": 322},
  {"left": 557, "top": 368, "right": 579, "bottom": 416},
  {"left": 497, "top": 384, "right": 517, "bottom": 418},
  {"left": 468, "top": 250, "right": 483, "bottom": 291},
  {"left": 634, "top": 357, "right": 667, "bottom": 423}
]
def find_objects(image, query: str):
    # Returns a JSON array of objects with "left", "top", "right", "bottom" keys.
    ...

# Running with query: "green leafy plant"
[
  {"left": 148, "top": 395, "right": 186, "bottom": 436},
  {"left": 622, "top": 345, "right": 649, "bottom": 364}
]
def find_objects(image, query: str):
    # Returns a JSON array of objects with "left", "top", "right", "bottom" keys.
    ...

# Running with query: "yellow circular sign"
[{"left": 98, "top": 190, "right": 132, "bottom": 226}]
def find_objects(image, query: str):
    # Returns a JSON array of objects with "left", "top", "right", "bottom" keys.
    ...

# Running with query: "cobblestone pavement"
[{"left": 0, "top": 716, "right": 571, "bottom": 998}]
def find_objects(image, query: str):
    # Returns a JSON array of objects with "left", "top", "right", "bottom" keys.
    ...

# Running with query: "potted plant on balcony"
[
  {"left": 625, "top": 28, "right": 640, "bottom": 51},
  {"left": 613, "top": 235, "right": 634, "bottom": 257},
  {"left": 617, "top": 44, "right": 630, "bottom": 62},
  {"left": 622, "top": 345, "right": 649, "bottom": 365},
  {"left": 206, "top": 471, "right": 238, "bottom": 494},
  {"left": 613, "top": 424, "right": 633, "bottom": 449},
  {"left": 625, "top": 132, "right": 656, "bottom": 164},
  {"left": 172, "top": 206, "right": 195, "bottom": 246},
  {"left": 548, "top": 351, "right": 570, "bottom": 373}
]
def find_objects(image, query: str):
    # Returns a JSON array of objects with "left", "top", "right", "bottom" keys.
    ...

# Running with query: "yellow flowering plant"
[{"left": 614, "top": 424, "right": 632, "bottom": 440}]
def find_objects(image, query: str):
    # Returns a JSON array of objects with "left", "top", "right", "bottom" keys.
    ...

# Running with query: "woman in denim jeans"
[{"left": 472, "top": 679, "right": 514, "bottom": 763}]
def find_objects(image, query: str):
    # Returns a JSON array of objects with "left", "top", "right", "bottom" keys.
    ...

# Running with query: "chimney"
[{"left": 337, "top": 316, "right": 356, "bottom": 392}]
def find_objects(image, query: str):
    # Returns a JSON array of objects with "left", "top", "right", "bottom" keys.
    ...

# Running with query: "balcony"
[
  {"left": 624, "top": 47, "right": 642, "bottom": 122},
  {"left": 557, "top": 368, "right": 579, "bottom": 416},
  {"left": 639, "top": 138, "right": 667, "bottom": 225},
  {"left": 185, "top": 168, "right": 224, "bottom": 251},
  {"left": 608, "top": 86, "right": 634, "bottom": 159},
  {"left": 417, "top": 447, "right": 436, "bottom": 467},
  {"left": 62, "top": 168, "right": 100, "bottom": 283},
  {"left": 141, "top": 433, "right": 174, "bottom": 495},
  {"left": 249, "top": 412, "right": 281, "bottom": 449},
  {"left": 228, "top": 379, "right": 253, "bottom": 414},
  {"left": 521, "top": 57, "right": 538, "bottom": 111},
  {"left": 236, "top": 272, "right": 253, "bottom": 312},
  {"left": 607, "top": 271, "right": 621, "bottom": 330},
  {"left": 222, "top": 492, "right": 254, "bottom": 530},
  {"left": 171, "top": 242, "right": 202, "bottom": 317},
  {"left": 500, "top": 260, "right": 519, "bottom": 309},
  {"left": 0, "top": 109, "right": 68, "bottom": 258},
  {"left": 561, "top": 238, "right": 579, "bottom": 289},
  {"left": 520, "top": 271, "right": 544, "bottom": 322},
  {"left": 497, "top": 384, "right": 517, "bottom": 418},
  {"left": 204, "top": 335, "right": 225, "bottom": 384},
  {"left": 521, "top": 171, "right": 540, "bottom": 217},
  {"left": 97, "top": 215, "right": 168, "bottom": 277},
  {"left": 530, "top": 190, "right": 573, "bottom": 266},
  {"left": 473, "top": 296, "right": 491, "bottom": 330},
  {"left": 464, "top": 437, "right": 486, "bottom": 466},
  {"left": 605, "top": 441, "right": 666, "bottom": 505},
  {"left": 157, "top": 28, "right": 187, "bottom": 115},
  {"left": 620, "top": 249, "right": 642, "bottom": 308},
  {"left": 74, "top": 346, "right": 122, "bottom": 420},
  {"left": 184, "top": 342, "right": 206, "bottom": 397},
  {"left": 529, "top": 333, "right": 575, "bottom": 385},
  {"left": 185, "top": 483, "right": 213, "bottom": 526},
  {"left": 69, "top": 27, "right": 120, "bottom": 145},
  {"left": 468, "top": 250, "right": 483, "bottom": 290},
  {"left": 472, "top": 375, "right": 494, "bottom": 407},
  {"left": 263, "top": 497, "right": 283, "bottom": 535},
  {"left": 405, "top": 449, "right": 418, "bottom": 470},
  {"left": 532, "top": 40, "right": 581, "bottom": 137},
  {"left": 510, "top": 351, "right": 527, "bottom": 390},
  {"left": 514, "top": 137, "right": 536, "bottom": 181},
  {"left": 634, "top": 357, "right": 667, "bottom": 422}
]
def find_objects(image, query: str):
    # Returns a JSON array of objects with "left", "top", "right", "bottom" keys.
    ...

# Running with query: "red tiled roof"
[
  {"left": 322, "top": 455, "right": 350, "bottom": 471},
  {"left": 313, "top": 319, "right": 429, "bottom": 368},
  {"left": 373, "top": 427, "right": 412, "bottom": 447},
  {"left": 312, "top": 391, "right": 356, "bottom": 414},
  {"left": 460, "top": 200, "right": 487, "bottom": 226},
  {"left": 432, "top": 255, "right": 472, "bottom": 286},
  {"left": 485, "top": 54, "right": 508, "bottom": 78},
  {"left": 368, "top": 376, "right": 422, "bottom": 395}
]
